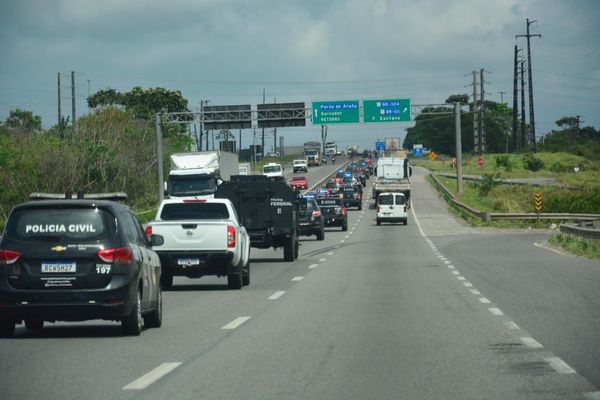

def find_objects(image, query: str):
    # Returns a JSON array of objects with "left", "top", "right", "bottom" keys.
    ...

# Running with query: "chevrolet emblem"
[{"left": 51, "top": 246, "right": 67, "bottom": 252}]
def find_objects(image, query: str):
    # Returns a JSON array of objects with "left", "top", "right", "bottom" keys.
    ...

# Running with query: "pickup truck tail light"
[
  {"left": 312, "top": 211, "right": 321, "bottom": 217},
  {"left": 376, "top": 206, "right": 380, "bottom": 213},
  {"left": 0, "top": 250, "right": 21, "bottom": 265},
  {"left": 97, "top": 247, "right": 133, "bottom": 264},
  {"left": 227, "top": 225, "right": 236, "bottom": 248},
  {"left": 145, "top": 226, "right": 152, "bottom": 236}
]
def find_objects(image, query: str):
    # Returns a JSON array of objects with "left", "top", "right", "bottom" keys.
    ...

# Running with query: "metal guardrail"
[
  {"left": 429, "top": 174, "right": 600, "bottom": 223},
  {"left": 559, "top": 221, "right": 600, "bottom": 241}
]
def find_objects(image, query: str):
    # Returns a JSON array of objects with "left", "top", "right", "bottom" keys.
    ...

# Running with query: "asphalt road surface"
[{"left": 1, "top": 163, "right": 599, "bottom": 400}]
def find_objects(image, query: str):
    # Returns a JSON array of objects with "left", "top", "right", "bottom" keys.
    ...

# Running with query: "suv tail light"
[
  {"left": 312, "top": 211, "right": 321, "bottom": 217},
  {"left": 97, "top": 247, "right": 133, "bottom": 264},
  {"left": 377, "top": 206, "right": 380, "bottom": 213},
  {"left": 227, "top": 225, "right": 236, "bottom": 248},
  {"left": 0, "top": 250, "right": 21, "bottom": 265},
  {"left": 342, "top": 207, "right": 347, "bottom": 216},
  {"left": 145, "top": 226, "right": 152, "bottom": 236}
]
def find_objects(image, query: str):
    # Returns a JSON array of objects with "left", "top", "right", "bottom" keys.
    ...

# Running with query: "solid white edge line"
[
  {"left": 534, "top": 241, "right": 569, "bottom": 256},
  {"left": 268, "top": 291, "right": 286, "bottom": 300},
  {"left": 410, "top": 202, "right": 427, "bottom": 238},
  {"left": 222, "top": 316, "right": 251, "bottom": 330},
  {"left": 488, "top": 307, "right": 504, "bottom": 316},
  {"left": 479, "top": 297, "right": 491, "bottom": 304},
  {"left": 291, "top": 276, "right": 304, "bottom": 282},
  {"left": 520, "top": 337, "right": 543, "bottom": 349},
  {"left": 308, "top": 263, "right": 319, "bottom": 269},
  {"left": 545, "top": 357, "right": 576, "bottom": 374},
  {"left": 122, "top": 362, "right": 182, "bottom": 390}
]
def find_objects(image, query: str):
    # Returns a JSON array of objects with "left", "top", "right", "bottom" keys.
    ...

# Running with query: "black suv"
[
  {"left": 0, "top": 193, "right": 162, "bottom": 337},
  {"left": 298, "top": 196, "right": 325, "bottom": 240},
  {"left": 315, "top": 197, "right": 348, "bottom": 231},
  {"left": 339, "top": 184, "right": 362, "bottom": 210}
]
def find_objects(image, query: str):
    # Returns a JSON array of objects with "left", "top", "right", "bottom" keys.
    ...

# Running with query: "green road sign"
[
  {"left": 312, "top": 101, "right": 359, "bottom": 124},
  {"left": 364, "top": 98, "right": 411, "bottom": 122}
]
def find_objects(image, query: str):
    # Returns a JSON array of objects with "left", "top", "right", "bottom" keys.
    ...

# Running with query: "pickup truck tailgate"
[{"left": 152, "top": 221, "right": 228, "bottom": 251}]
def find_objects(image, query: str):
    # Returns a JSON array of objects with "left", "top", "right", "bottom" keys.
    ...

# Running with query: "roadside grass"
[
  {"left": 136, "top": 208, "right": 158, "bottom": 224},
  {"left": 412, "top": 152, "right": 600, "bottom": 188},
  {"left": 548, "top": 234, "right": 600, "bottom": 259}
]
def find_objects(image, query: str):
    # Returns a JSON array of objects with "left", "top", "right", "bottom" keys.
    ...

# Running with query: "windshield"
[
  {"left": 170, "top": 175, "right": 217, "bottom": 196},
  {"left": 293, "top": 160, "right": 306, "bottom": 165},
  {"left": 305, "top": 150, "right": 318, "bottom": 156},
  {"left": 6, "top": 207, "right": 115, "bottom": 242},
  {"left": 263, "top": 165, "right": 282, "bottom": 173}
]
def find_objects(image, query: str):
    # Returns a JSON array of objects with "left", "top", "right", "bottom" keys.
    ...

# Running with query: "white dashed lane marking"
[
  {"left": 469, "top": 289, "right": 481, "bottom": 295},
  {"left": 444, "top": 260, "right": 452, "bottom": 265},
  {"left": 451, "top": 270, "right": 460, "bottom": 275},
  {"left": 326, "top": 251, "right": 334, "bottom": 256},
  {"left": 291, "top": 276, "right": 304, "bottom": 282},
  {"left": 308, "top": 264, "right": 319, "bottom": 269},
  {"left": 545, "top": 357, "right": 576, "bottom": 374},
  {"left": 122, "top": 362, "right": 182, "bottom": 390},
  {"left": 520, "top": 337, "right": 543, "bottom": 349},
  {"left": 448, "top": 265, "right": 455, "bottom": 269},
  {"left": 268, "top": 291, "right": 286, "bottom": 300},
  {"left": 488, "top": 307, "right": 504, "bottom": 316},
  {"left": 457, "top": 276, "right": 466, "bottom": 281},
  {"left": 319, "top": 258, "right": 327, "bottom": 262},
  {"left": 479, "top": 297, "right": 491, "bottom": 304},
  {"left": 222, "top": 316, "right": 251, "bottom": 330},
  {"left": 463, "top": 282, "right": 473, "bottom": 287},
  {"left": 340, "top": 239, "right": 345, "bottom": 243}
]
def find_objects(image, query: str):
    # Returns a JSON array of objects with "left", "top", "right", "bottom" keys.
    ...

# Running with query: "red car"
[{"left": 290, "top": 176, "right": 308, "bottom": 190}]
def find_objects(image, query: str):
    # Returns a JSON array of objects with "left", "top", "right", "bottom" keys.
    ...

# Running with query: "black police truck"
[
  {"left": 216, "top": 176, "right": 301, "bottom": 262},
  {"left": 0, "top": 192, "right": 162, "bottom": 337}
]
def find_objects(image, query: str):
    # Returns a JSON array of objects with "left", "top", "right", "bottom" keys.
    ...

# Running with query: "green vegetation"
[
  {"left": 548, "top": 234, "right": 600, "bottom": 259},
  {"left": 0, "top": 107, "right": 191, "bottom": 230}
]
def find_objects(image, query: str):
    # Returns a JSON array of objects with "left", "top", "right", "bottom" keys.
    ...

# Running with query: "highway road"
[{"left": 1, "top": 162, "right": 599, "bottom": 400}]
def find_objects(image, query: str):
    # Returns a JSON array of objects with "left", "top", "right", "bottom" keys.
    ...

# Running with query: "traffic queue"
[{"left": 0, "top": 156, "right": 378, "bottom": 338}]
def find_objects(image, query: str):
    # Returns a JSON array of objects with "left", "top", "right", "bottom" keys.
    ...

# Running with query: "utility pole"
[
  {"left": 273, "top": 97, "right": 277, "bottom": 155},
  {"left": 479, "top": 68, "right": 486, "bottom": 154},
  {"left": 520, "top": 60, "right": 527, "bottom": 149},
  {"left": 472, "top": 71, "right": 479, "bottom": 153},
  {"left": 71, "top": 71, "right": 76, "bottom": 129},
  {"left": 575, "top": 115, "right": 582, "bottom": 142},
  {"left": 517, "top": 18, "right": 542, "bottom": 152},
  {"left": 239, "top": 129, "right": 242, "bottom": 154},
  {"left": 57, "top": 73, "right": 62, "bottom": 125},
  {"left": 498, "top": 91, "right": 506, "bottom": 104},
  {"left": 261, "top": 88, "right": 265, "bottom": 159},
  {"left": 455, "top": 102, "right": 463, "bottom": 196},
  {"left": 155, "top": 114, "right": 164, "bottom": 203},
  {"left": 512, "top": 46, "right": 521, "bottom": 151}
]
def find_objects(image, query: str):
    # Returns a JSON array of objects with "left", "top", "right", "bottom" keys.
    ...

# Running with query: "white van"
[
  {"left": 376, "top": 192, "right": 407, "bottom": 225},
  {"left": 262, "top": 162, "right": 284, "bottom": 178}
]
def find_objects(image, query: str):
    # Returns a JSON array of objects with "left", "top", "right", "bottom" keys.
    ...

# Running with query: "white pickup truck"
[{"left": 148, "top": 198, "right": 251, "bottom": 289}]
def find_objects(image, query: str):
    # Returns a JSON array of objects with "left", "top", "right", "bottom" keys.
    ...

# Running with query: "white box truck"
[{"left": 166, "top": 151, "right": 238, "bottom": 198}]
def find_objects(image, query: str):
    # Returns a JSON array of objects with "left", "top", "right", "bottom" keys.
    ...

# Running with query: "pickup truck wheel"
[
  {"left": 403, "top": 218, "right": 408, "bottom": 225},
  {"left": 160, "top": 273, "right": 173, "bottom": 288},
  {"left": 0, "top": 320, "right": 16, "bottom": 338},
  {"left": 228, "top": 273, "right": 243, "bottom": 290},
  {"left": 376, "top": 219, "right": 381, "bottom": 226},
  {"left": 242, "top": 259, "right": 250, "bottom": 286},
  {"left": 143, "top": 286, "right": 162, "bottom": 328},
  {"left": 358, "top": 203, "right": 362, "bottom": 210},
  {"left": 283, "top": 235, "right": 295, "bottom": 262},
  {"left": 122, "top": 288, "right": 143, "bottom": 336}
]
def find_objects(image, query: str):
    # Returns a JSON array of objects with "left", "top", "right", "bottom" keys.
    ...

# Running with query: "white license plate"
[
  {"left": 41, "top": 262, "right": 77, "bottom": 273},
  {"left": 178, "top": 258, "right": 200, "bottom": 266}
]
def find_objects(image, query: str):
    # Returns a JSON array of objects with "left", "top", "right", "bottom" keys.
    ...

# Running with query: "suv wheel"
[
  {"left": 316, "top": 229, "right": 325, "bottom": 241},
  {"left": 143, "top": 286, "right": 162, "bottom": 328},
  {"left": 376, "top": 219, "right": 381, "bottom": 226},
  {"left": 0, "top": 320, "right": 15, "bottom": 338},
  {"left": 242, "top": 259, "right": 251, "bottom": 286},
  {"left": 25, "top": 320, "right": 44, "bottom": 331},
  {"left": 283, "top": 235, "right": 295, "bottom": 262},
  {"left": 122, "top": 288, "right": 143, "bottom": 336},
  {"left": 342, "top": 222, "right": 348, "bottom": 231}
]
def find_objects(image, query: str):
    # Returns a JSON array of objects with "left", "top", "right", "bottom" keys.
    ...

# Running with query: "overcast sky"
[{"left": 1, "top": 0, "right": 599, "bottom": 150}]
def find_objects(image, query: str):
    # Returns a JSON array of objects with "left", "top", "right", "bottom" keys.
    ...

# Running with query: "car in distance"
[
  {"left": 376, "top": 192, "right": 407, "bottom": 225},
  {"left": 315, "top": 197, "right": 348, "bottom": 231},
  {"left": 262, "top": 163, "right": 284, "bottom": 178},
  {"left": 0, "top": 192, "right": 162, "bottom": 337},
  {"left": 298, "top": 196, "right": 325, "bottom": 240},
  {"left": 293, "top": 159, "right": 308, "bottom": 173},
  {"left": 290, "top": 176, "right": 308, "bottom": 190}
]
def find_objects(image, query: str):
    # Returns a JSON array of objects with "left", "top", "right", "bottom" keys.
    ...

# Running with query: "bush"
[
  {"left": 548, "top": 161, "right": 566, "bottom": 173},
  {"left": 522, "top": 153, "right": 544, "bottom": 172},
  {"left": 495, "top": 155, "right": 513, "bottom": 172},
  {"left": 478, "top": 173, "right": 501, "bottom": 196}
]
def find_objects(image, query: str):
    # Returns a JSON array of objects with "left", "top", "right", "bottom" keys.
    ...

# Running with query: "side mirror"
[{"left": 217, "top": 178, "right": 224, "bottom": 186}]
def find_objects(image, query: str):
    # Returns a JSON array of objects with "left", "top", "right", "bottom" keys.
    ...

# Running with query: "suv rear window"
[
  {"left": 6, "top": 207, "right": 115, "bottom": 242},
  {"left": 160, "top": 203, "right": 229, "bottom": 220}
]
